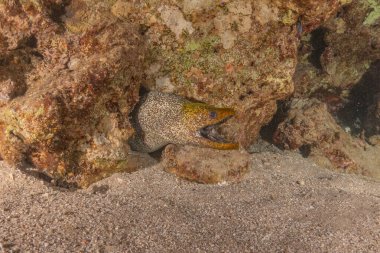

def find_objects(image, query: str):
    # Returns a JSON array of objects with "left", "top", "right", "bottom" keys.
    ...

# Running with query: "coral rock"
[
  {"left": 0, "top": 0, "right": 348, "bottom": 186},
  {"left": 162, "top": 144, "right": 251, "bottom": 184},
  {"left": 141, "top": 0, "right": 345, "bottom": 148},
  {"left": 293, "top": 0, "right": 380, "bottom": 98},
  {"left": 274, "top": 99, "right": 380, "bottom": 178},
  {"left": 0, "top": 0, "right": 145, "bottom": 187}
]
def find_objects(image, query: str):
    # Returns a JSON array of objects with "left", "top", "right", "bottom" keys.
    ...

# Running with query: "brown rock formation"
[
  {"left": 162, "top": 144, "right": 251, "bottom": 184},
  {"left": 293, "top": 0, "right": 380, "bottom": 98},
  {"left": 273, "top": 99, "right": 380, "bottom": 178},
  {"left": 140, "top": 0, "right": 345, "bottom": 148},
  {"left": 0, "top": 0, "right": 348, "bottom": 186},
  {"left": 272, "top": 0, "right": 380, "bottom": 178},
  {"left": 0, "top": 1, "right": 147, "bottom": 187}
]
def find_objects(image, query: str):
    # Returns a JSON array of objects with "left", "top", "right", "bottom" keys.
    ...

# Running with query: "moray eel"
[{"left": 128, "top": 91, "right": 239, "bottom": 153}]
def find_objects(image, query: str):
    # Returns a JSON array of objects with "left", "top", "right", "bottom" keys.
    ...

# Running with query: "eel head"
[{"left": 182, "top": 102, "right": 239, "bottom": 150}]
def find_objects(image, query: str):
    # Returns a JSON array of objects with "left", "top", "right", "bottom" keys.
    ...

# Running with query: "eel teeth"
[{"left": 199, "top": 116, "right": 232, "bottom": 143}]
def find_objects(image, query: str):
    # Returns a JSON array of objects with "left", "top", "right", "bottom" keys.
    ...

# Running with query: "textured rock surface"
[
  {"left": 0, "top": 1, "right": 147, "bottom": 187},
  {"left": 272, "top": 0, "right": 380, "bottom": 178},
  {"left": 82, "top": 0, "right": 347, "bottom": 148},
  {"left": 293, "top": 0, "right": 380, "bottom": 98},
  {"left": 162, "top": 144, "right": 251, "bottom": 183},
  {"left": 274, "top": 99, "right": 380, "bottom": 179},
  {"left": 140, "top": 0, "right": 345, "bottom": 147},
  {"left": 0, "top": 0, "right": 347, "bottom": 186}
]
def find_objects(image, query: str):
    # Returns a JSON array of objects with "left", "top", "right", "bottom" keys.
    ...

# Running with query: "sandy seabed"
[{"left": 0, "top": 151, "right": 379, "bottom": 252}]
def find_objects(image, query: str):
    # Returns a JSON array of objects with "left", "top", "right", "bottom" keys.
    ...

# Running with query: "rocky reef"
[
  {"left": 273, "top": 99, "right": 380, "bottom": 178},
  {"left": 273, "top": 0, "right": 380, "bottom": 178},
  {"left": 293, "top": 0, "right": 380, "bottom": 98},
  {"left": 140, "top": 0, "right": 345, "bottom": 148},
  {"left": 0, "top": 0, "right": 378, "bottom": 187},
  {"left": 0, "top": 0, "right": 150, "bottom": 187}
]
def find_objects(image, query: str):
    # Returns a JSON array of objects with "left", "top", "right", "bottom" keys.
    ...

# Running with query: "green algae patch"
[
  {"left": 182, "top": 36, "right": 221, "bottom": 57},
  {"left": 363, "top": 0, "right": 380, "bottom": 26},
  {"left": 339, "top": 0, "right": 352, "bottom": 4},
  {"left": 155, "top": 35, "right": 224, "bottom": 81},
  {"left": 184, "top": 41, "right": 201, "bottom": 52},
  {"left": 281, "top": 9, "right": 297, "bottom": 26}
]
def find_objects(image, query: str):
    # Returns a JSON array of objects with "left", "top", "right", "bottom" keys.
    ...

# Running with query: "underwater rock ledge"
[
  {"left": 0, "top": 0, "right": 351, "bottom": 187},
  {"left": 274, "top": 0, "right": 380, "bottom": 179}
]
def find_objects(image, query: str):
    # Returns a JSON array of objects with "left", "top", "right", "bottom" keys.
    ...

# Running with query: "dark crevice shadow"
[
  {"left": 17, "top": 161, "right": 78, "bottom": 191},
  {"left": 45, "top": 0, "right": 72, "bottom": 26},
  {"left": 17, "top": 34, "right": 38, "bottom": 49},
  {"left": 308, "top": 27, "right": 328, "bottom": 70},
  {"left": 149, "top": 146, "right": 166, "bottom": 161},
  {"left": 299, "top": 144, "right": 312, "bottom": 158},
  {"left": 1, "top": 152, "right": 77, "bottom": 191},
  {"left": 0, "top": 50, "right": 32, "bottom": 100},
  {"left": 260, "top": 100, "right": 291, "bottom": 147},
  {"left": 19, "top": 151, "right": 79, "bottom": 191},
  {"left": 337, "top": 60, "right": 380, "bottom": 137}
]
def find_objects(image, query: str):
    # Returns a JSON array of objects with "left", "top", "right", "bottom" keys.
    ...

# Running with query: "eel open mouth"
[
  {"left": 183, "top": 102, "right": 239, "bottom": 150},
  {"left": 199, "top": 116, "right": 233, "bottom": 143}
]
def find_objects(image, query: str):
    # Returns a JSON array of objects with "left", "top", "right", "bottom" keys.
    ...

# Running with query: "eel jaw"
[{"left": 198, "top": 116, "right": 239, "bottom": 150}]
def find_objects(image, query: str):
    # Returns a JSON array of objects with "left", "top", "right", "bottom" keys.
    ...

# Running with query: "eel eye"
[{"left": 209, "top": 111, "right": 217, "bottom": 119}]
